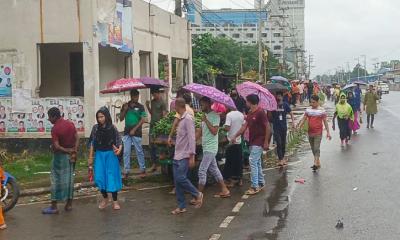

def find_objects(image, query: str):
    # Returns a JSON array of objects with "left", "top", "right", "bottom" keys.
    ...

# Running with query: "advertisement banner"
[{"left": 0, "top": 64, "right": 12, "bottom": 97}]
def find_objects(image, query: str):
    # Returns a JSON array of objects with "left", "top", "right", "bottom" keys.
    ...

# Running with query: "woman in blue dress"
[{"left": 88, "top": 107, "right": 123, "bottom": 210}]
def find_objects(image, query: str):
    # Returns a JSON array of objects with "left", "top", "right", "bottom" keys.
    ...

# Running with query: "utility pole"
[
  {"left": 361, "top": 54, "right": 367, "bottom": 82},
  {"left": 258, "top": 0, "right": 264, "bottom": 83},
  {"left": 355, "top": 57, "right": 360, "bottom": 81},
  {"left": 307, "top": 54, "right": 313, "bottom": 80}
]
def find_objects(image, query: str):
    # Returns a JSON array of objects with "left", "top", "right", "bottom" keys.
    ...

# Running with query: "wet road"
[{"left": 2, "top": 93, "right": 400, "bottom": 240}]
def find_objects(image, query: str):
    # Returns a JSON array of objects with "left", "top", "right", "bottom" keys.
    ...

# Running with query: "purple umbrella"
[
  {"left": 183, "top": 83, "right": 237, "bottom": 110},
  {"left": 139, "top": 77, "right": 169, "bottom": 88},
  {"left": 236, "top": 81, "right": 277, "bottom": 111},
  {"left": 271, "top": 76, "right": 289, "bottom": 83}
]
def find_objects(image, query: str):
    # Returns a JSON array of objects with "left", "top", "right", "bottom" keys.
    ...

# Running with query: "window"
[
  {"left": 202, "top": 29, "right": 206, "bottom": 31},
  {"left": 273, "top": 33, "right": 281, "bottom": 37},
  {"left": 243, "top": 28, "right": 248, "bottom": 31},
  {"left": 279, "top": 40, "right": 284, "bottom": 43},
  {"left": 218, "top": 34, "right": 226, "bottom": 38},
  {"left": 246, "top": 33, "right": 254, "bottom": 38},
  {"left": 210, "top": 29, "right": 215, "bottom": 31},
  {"left": 251, "top": 28, "right": 256, "bottom": 31},
  {"left": 265, "top": 41, "right": 270, "bottom": 43},
  {"left": 274, "top": 45, "right": 282, "bottom": 50},
  {"left": 232, "top": 33, "right": 240, "bottom": 38},
  {"left": 196, "top": 29, "right": 200, "bottom": 31},
  {"left": 224, "top": 28, "right": 229, "bottom": 31},
  {"left": 252, "top": 41, "right": 256, "bottom": 44},
  {"left": 271, "top": 28, "right": 275, "bottom": 30},
  {"left": 274, "top": 54, "right": 282, "bottom": 58},
  {"left": 262, "top": 33, "right": 267, "bottom": 38},
  {"left": 238, "top": 28, "right": 242, "bottom": 31},
  {"left": 271, "top": 41, "right": 276, "bottom": 43},
  {"left": 265, "top": 28, "right": 269, "bottom": 30}
]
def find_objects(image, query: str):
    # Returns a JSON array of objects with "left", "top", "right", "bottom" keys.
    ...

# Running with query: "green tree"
[{"left": 351, "top": 64, "right": 369, "bottom": 79}]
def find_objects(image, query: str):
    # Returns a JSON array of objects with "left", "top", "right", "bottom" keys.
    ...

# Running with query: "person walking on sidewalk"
[
  {"left": 269, "top": 92, "right": 295, "bottom": 167},
  {"left": 298, "top": 95, "right": 331, "bottom": 172},
  {"left": 233, "top": 94, "right": 271, "bottom": 195},
  {"left": 42, "top": 107, "right": 79, "bottom": 214},
  {"left": 333, "top": 93, "right": 354, "bottom": 146},
  {"left": 197, "top": 97, "right": 230, "bottom": 198},
  {"left": 120, "top": 89, "right": 147, "bottom": 179},
  {"left": 364, "top": 85, "right": 379, "bottom": 129},
  {"left": 171, "top": 98, "right": 203, "bottom": 215},
  {"left": 88, "top": 107, "right": 123, "bottom": 211},
  {"left": 223, "top": 109, "right": 245, "bottom": 187},
  {"left": 347, "top": 91, "right": 360, "bottom": 134},
  {"left": 146, "top": 88, "right": 167, "bottom": 173}
]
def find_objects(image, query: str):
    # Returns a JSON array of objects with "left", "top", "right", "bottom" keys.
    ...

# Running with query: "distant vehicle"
[{"left": 375, "top": 81, "right": 390, "bottom": 94}]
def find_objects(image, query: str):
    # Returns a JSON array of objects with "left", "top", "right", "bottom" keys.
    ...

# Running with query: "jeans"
[
  {"left": 274, "top": 128, "right": 287, "bottom": 160},
  {"left": 123, "top": 135, "right": 146, "bottom": 173},
  {"left": 173, "top": 159, "right": 199, "bottom": 209},
  {"left": 198, "top": 152, "right": 223, "bottom": 186},
  {"left": 249, "top": 146, "right": 265, "bottom": 189},
  {"left": 367, "top": 114, "right": 375, "bottom": 127}
]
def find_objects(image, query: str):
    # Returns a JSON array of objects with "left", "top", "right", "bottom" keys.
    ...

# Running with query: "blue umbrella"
[{"left": 271, "top": 76, "right": 289, "bottom": 83}]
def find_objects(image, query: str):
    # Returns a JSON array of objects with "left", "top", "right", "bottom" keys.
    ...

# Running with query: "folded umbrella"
[
  {"left": 100, "top": 78, "right": 147, "bottom": 94},
  {"left": 183, "top": 83, "right": 236, "bottom": 110},
  {"left": 236, "top": 81, "right": 277, "bottom": 111},
  {"left": 139, "top": 77, "right": 169, "bottom": 88}
]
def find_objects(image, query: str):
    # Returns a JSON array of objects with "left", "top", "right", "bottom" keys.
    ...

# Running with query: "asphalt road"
[{"left": 1, "top": 92, "right": 399, "bottom": 240}]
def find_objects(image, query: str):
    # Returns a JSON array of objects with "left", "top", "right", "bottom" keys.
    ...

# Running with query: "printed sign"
[{"left": 0, "top": 64, "right": 12, "bottom": 97}]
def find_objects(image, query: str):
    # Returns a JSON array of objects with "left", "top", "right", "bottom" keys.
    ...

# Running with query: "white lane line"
[
  {"left": 232, "top": 202, "right": 244, "bottom": 213},
  {"left": 209, "top": 234, "right": 221, "bottom": 240},
  {"left": 241, "top": 194, "right": 249, "bottom": 199},
  {"left": 137, "top": 185, "right": 173, "bottom": 191},
  {"left": 219, "top": 216, "right": 235, "bottom": 228}
]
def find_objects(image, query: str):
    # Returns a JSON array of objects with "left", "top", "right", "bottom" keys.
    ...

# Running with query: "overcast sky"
[{"left": 147, "top": 0, "right": 400, "bottom": 76}]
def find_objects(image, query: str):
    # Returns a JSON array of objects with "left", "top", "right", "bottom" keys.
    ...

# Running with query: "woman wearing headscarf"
[
  {"left": 347, "top": 91, "right": 360, "bottom": 134},
  {"left": 333, "top": 93, "right": 354, "bottom": 146},
  {"left": 88, "top": 107, "right": 123, "bottom": 210}
]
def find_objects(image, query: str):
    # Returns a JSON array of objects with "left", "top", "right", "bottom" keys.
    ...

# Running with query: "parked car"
[{"left": 375, "top": 81, "right": 390, "bottom": 94}]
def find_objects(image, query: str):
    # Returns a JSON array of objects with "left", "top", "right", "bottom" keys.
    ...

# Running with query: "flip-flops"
[
  {"left": 245, "top": 187, "right": 260, "bottom": 195},
  {"left": 171, "top": 208, "right": 187, "bottom": 215},
  {"left": 42, "top": 207, "right": 59, "bottom": 215},
  {"left": 0, "top": 224, "right": 7, "bottom": 230},
  {"left": 194, "top": 192, "right": 204, "bottom": 209},
  {"left": 213, "top": 192, "right": 231, "bottom": 198}
]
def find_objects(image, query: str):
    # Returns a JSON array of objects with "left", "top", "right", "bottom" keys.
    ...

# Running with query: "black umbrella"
[{"left": 265, "top": 83, "right": 288, "bottom": 93}]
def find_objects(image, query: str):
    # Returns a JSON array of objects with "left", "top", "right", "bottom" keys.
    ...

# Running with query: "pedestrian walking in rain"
[
  {"left": 42, "top": 107, "right": 79, "bottom": 214},
  {"left": 171, "top": 98, "right": 203, "bottom": 215},
  {"left": 269, "top": 92, "right": 295, "bottom": 167},
  {"left": 88, "top": 107, "right": 123, "bottom": 210},
  {"left": 120, "top": 89, "right": 147, "bottom": 179},
  {"left": 146, "top": 88, "right": 167, "bottom": 173},
  {"left": 233, "top": 94, "right": 271, "bottom": 195},
  {"left": 197, "top": 97, "right": 230, "bottom": 198},
  {"left": 347, "top": 92, "right": 360, "bottom": 134},
  {"left": 298, "top": 95, "right": 331, "bottom": 172},
  {"left": 333, "top": 93, "right": 354, "bottom": 146},
  {"left": 364, "top": 85, "right": 379, "bottom": 129},
  {"left": 223, "top": 108, "right": 245, "bottom": 187}
]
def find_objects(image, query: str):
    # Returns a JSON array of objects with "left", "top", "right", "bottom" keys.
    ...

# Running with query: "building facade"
[{"left": 0, "top": 0, "right": 192, "bottom": 139}]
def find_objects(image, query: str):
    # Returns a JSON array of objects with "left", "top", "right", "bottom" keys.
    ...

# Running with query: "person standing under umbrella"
[
  {"left": 197, "top": 97, "right": 230, "bottom": 198},
  {"left": 223, "top": 108, "right": 245, "bottom": 187},
  {"left": 363, "top": 85, "right": 379, "bottom": 129},
  {"left": 269, "top": 92, "right": 295, "bottom": 166},
  {"left": 88, "top": 107, "right": 123, "bottom": 210},
  {"left": 120, "top": 89, "right": 147, "bottom": 179},
  {"left": 146, "top": 88, "right": 167, "bottom": 172},
  {"left": 230, "top": 89, "right": 247, "bottom": 113},
  {"left": 347, "top": 92, "right": 360, "bottom": 134},
  {"left": 232, "top": 94, "right": 271, "bottom": 195}
]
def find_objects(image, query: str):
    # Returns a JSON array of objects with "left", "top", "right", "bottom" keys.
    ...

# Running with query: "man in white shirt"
[{"left": 223, "top": 109, "right": 245, "bottom": 187}]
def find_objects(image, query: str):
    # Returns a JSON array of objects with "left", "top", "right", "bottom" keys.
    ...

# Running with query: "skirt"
[
  {"left": 94, "top": 150, "right": 123, "bottom": 193},
  {"left": 349, "top": 111, "right": 360, "bottom": 132},
  {"left": 51, "top": 153, "right": 74, "bottom": 201}
]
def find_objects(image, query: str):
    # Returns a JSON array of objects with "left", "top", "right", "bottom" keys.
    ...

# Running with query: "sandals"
[
  {"left": 42, "top": 207, "right": 59, "bottom": 215},
  {"left": 171, "top": 208, "right": 187, "bottom": 215},
  {"left": 213, "top": 191, "right": 231, "bottom": 198},
  {"left": 194, "top": 192, "right": 204, "bottom": 209},
  {"left": 311, "top": 165, "right": 321, "bottom": 172},
  {"left": 98, "top": 200, "right": 109, "bottom": 210},
  {"left": 0, "top": 224, "right": 7, "bottom": 230},
  {"left": 245, "top": 187, "right": 260, "bottom": 195},
  {"left": 113, "top": 201, "right": 121, "bottom": 210}
]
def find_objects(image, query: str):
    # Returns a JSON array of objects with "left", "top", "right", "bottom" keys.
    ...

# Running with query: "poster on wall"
[
  {"left": 12, "top": 89, "right": 32, "bottom": 113},
  {"left": 0, "top": 64, "right": 12, "bottom": 97},
  {"left": 64, "top": 98, "right": 85, "bottom": 132},
  {"left": 98, "top": 0, "right": 133, "bottom": 53},
  {"left": 0, "top": 98, "right": 11, "bottom": 134},
  {"left": 31, "top": 98, "right": 48, "bottom": 133}
]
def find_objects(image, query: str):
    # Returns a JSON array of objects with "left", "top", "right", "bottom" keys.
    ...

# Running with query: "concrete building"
[
  {"left": 187, "top": 0, "right": 305, "bottom": 77},
  {"left": 0, "top": 0, "right": 192, "bottom": 139}
]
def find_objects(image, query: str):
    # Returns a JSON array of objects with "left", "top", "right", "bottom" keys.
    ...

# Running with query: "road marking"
[
  {"left": 232, "top": 202, "right": 244, "bottom": 213},
  {"left": 209, "top": 234, "right": 221, "bottom": 240},
  {"left": 241, "top": 194, "right": 249, "bottom": 199},
  {"left": 137, "top": 185, "right": 173, "bottom": 191},
  {"left": 219, "top": 216, "right": 235, "bottom": 228}
]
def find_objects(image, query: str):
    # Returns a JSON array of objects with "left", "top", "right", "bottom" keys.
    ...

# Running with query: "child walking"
[
  {"left": 88, "top": 107, "right": 123, "bottom": 210},
  {"left": 298, "top": 95, "right": 332, "bottom": 171}
]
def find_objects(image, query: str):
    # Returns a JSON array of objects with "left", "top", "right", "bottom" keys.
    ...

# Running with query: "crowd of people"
[{"left": 0, "top": 79, "right": 379, "bottom": 230}]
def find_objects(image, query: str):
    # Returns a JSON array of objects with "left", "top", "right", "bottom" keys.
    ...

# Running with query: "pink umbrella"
[
  {"left": 236, "top": 81, "right": 277, "bottom": 111},
  {"left": 183, "top": 83, "right": 237, "bottom": 110},
  {"left": 139, "top": 77, "right": 169, "bottom": 88},
  {"left": 100, "top": 78, "right": 147, "bottom": 94}
]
